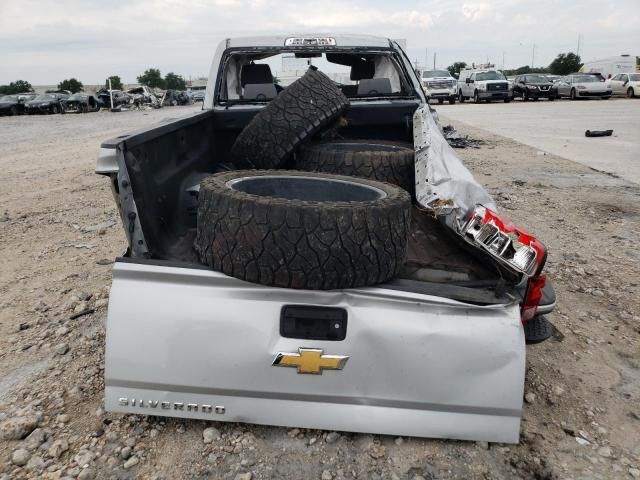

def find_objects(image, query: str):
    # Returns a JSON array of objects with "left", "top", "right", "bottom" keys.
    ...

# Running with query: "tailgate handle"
[{"left": 280, "top": 305, "right": 347, "bottom": 341}]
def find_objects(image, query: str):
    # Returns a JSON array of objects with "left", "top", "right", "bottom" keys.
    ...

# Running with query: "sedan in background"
[
  {"left": 512, "top": 74, "right": 555, "bottom": 101},
  {"left": 607, "top": 73, "right": 640, "bottom": 98},
  {"left": 552, "top": 75, "right": 612, "bottom": 100},
  {"left": 0, "top": 93, "right": 36, "bottom": 116},
  {"left": 24, "top": 93, "right": 69, "bottom": 114}
]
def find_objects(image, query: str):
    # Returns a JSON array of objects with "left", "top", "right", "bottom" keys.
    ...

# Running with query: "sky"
[{"left": 1, "top": 0, "right": 638, "bottom": 85}]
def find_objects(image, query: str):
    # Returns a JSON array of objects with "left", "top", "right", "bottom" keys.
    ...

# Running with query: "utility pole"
[
  {"left": 502, "top": 51, "right": 505, "bottom": 70},
  {"left": 433, "top": 52, "right": 436, "bottom": 70},
  {"left": 531, "top": 44, "right": 536, "bottom": 68},
  {"left": 577, "top": 34, "right": 582, "bottom": 56},
  {"left": 425, "top": 48, "right": 428, "bottom": 69}
]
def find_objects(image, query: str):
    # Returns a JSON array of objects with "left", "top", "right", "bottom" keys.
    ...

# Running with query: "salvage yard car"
[
  {"left": 62, "top": 93, "right": 102, "bottom": 113},
  {"left": 97, "top": 34, "right": 556, "bottom": 443},
  {"left": 24, "top": 93, "right": 68, "bottom": 114},
  {"left": 512, "top": 74, "right": 555, "bottom": 101},
  {"left": 458, "top": 66, "right": 512, "bottom": 103},
  {"left": 0, "top": 93, "right": 36, "bottom": 116},
  {"left": 421, "top": 69, "right": 457, "bottom": 104},
  {"left": 552, "top": 74, "right": 612, "bottom": 100},
  {"left": 607, "top": 73, "right": 640, "bottom": 98}
]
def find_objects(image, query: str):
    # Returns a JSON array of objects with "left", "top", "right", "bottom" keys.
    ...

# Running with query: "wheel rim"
[
  {"left": 227, "top": 175, "right": 387, "bottom": 202},
  {"left": 628, "top": 88, "right": 633, "bottom": 98}
]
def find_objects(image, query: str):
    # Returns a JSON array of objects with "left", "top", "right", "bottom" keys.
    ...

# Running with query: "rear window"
[
  {"left": 219, "top": 50, "right": 414, "bottom": 103},
  {"left": 573, "top": 75, "right": 598, "bottom": 83}
]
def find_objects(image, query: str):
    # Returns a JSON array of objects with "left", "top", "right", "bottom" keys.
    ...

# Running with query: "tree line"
[
  {"left": 446, "top": 52, "right": 583, "bottom": 77},
  {"left": 1, "top": 69, "right": 188, "bottom": 95}
]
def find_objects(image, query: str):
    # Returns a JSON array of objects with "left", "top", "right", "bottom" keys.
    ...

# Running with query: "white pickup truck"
[
  {"left": 421, "top": 69, "right": 457, "bottom": 104},
  {"left": 96, "top": 34, "right": 555, "bottom": 443}
]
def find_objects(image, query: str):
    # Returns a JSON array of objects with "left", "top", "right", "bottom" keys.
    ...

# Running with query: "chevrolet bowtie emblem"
[{"left": 272, "top": 348, "right": 349, "bottom": 375}]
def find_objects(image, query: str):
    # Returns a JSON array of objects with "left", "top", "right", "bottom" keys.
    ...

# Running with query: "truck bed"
[{"left": 99, "top": 101, "right": 514, "bottom": 303}]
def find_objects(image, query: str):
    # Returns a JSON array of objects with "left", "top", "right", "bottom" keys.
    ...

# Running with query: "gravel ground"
[{"left": 0, "top": 106, "right": 639, "bottom": 480}]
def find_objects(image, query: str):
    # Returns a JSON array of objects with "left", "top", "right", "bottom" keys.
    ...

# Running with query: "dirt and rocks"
[{"left": 0, "top": 106, "right": 639, "bottom": 480}]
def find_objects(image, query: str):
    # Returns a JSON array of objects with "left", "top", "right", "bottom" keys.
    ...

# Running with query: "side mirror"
[{"left": 465, "top": 78, "right": 471, "bottom": 84}]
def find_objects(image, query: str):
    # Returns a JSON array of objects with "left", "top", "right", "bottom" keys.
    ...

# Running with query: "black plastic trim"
[{"left": 280, "top": 305, "right": 348, "bottom": 341}]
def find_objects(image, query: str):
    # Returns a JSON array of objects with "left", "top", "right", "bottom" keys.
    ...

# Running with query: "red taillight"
[
  {"left": 462, "top": 206, "right": 547, "bottom": 277},
  {"left": 521, "top": 274, "right": 546, "bottom": 323}
]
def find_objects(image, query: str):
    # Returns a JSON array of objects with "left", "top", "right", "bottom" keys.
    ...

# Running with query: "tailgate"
[{"left": 105, "top": 260, "right": 525, "bottom": 443}]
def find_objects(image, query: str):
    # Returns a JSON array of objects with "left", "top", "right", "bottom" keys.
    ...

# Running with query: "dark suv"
[{"left": 512, "top": 74, "right": 555, "bottom": 101}]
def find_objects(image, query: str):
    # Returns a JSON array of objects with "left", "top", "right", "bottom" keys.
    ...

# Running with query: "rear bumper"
[
  {"left": 105, "top": 260, "right": 526, "bottom": 443},
  {"left": 578, "top": 90, "right": 612, "bottom": 97}
]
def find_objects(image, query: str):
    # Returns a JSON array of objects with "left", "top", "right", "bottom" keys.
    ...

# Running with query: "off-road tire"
[
  {"left": 570, "top": 88, "right": 577, "bottom": 100},
  {"left": 458, "top": 90, "right": 465, "bottom": 103},
  {"left": 196, "top": 170, "right": 411, "bottom": 290},
  {"left": 231, "top": 67, "right": 349, "bottom": 170},
  {"left": 297, "top": 140, "right": 415, "bottom": 194},
  {"left": 448, "top": 97, "right": 456, "bottom": 105}
]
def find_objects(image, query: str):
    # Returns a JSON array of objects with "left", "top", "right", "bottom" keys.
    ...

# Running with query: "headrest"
[
  {"left": 357, "top": 78, "right": 392, "bottom": 96},
  {"left": 241, "top": 64, "right": 273, "bottom": 86},
  {"left": 350, "top": 60, "right": 375, "bottom": 81},
  {"left": 243, "top": 84, "right": 277, "bottom": 101}
]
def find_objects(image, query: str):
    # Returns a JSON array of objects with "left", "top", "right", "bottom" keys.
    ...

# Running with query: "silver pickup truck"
[{"left": 96, "top": 34, "right": 555, "bottom": 443}]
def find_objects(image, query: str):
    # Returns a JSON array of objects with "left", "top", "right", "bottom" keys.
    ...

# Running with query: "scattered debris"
[
  {"left": 585, "top": 129, "right": 613, "bottom": 137},
  {"left": 82, "top": 220, "right": 116, "bottom": 233},
  {"left": 69, "top": 308, "right": 95, "bottom": 320},
  {"left": 442, "top": 125, "right": 485, "bottom": 148}
]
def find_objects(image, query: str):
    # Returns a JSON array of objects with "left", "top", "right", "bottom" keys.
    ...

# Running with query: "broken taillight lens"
[
  {"left": 462, "top": 206, "right": 548, "bottom": 324},
  {"left": 521, "top": 274, "right": 546, "bottom": 323},
  {"left": 462, "top": 206, "right": 546, "bottom": 277}
]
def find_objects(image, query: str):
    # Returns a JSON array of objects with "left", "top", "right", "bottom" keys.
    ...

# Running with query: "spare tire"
[
  {"left": 297, "top": 140, "right": 415, "bottom": 194},
  {"left": 196, "top": 170, "right": 411, "bottom": 290},
  {"left": 231, "top": 67, "right": 349, "bottom": 170}
]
